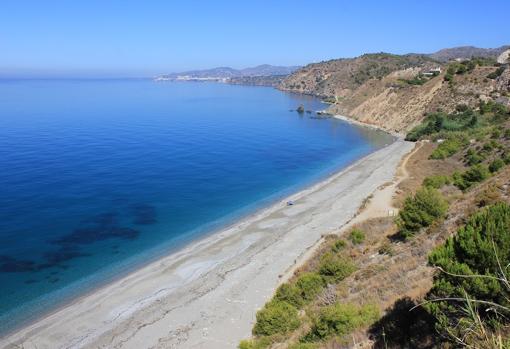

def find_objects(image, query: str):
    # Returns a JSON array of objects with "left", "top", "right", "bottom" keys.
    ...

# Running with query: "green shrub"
[
  {"left": 274, "top": 283, "right": 304, "bottom": 308},
  {"left": 295, "top": 273, "right": 325, "bottom": 302},
  {"left": 504, "top": 129, "right": 510, "bottom": 139},
  {"left": 465, "top": 148, "right": 485, "bottom": 165},
  {"left": 306, "top": 303, "right": 380, "bottom": 340},
  {"left": 275, "top": 273, "right": 325, "bottom": 308},
  {"left": 239, "top": 337, "right": 272, "bottom": 349},
  {"left": 318, "top": 253, "right": 356, "bottom": 282},
  {"left": 430, "top": 138, "right": 467, "bottom": 159},
  {"left": 396, "top": 187, "right": 448, "bottom": 238},
  {"left": 491, "top": 129, "right": 502, "bottom": 139},
  {"left": 453, "top": 164, "right": 491, "bottom": 190},
  {"left": 331, "top": 239, "right": 346, "bottom": 253},
  {"left": 487, "top": 66, "right": 506, "bottom": 79},
  {"left": 489, "top": 158, "right": 504, "bottom": 173},
  {"left": 349, "top": 229, "right": 365, "bottom": 244},
  {"left": 423, "top": 175, "right": 451, "bottom": 189},
  {"left": 253, "top": 300, "right": 300, "bottom": 336},
  {"left": 427, "top": 203, "right": 510, "bottom": 336}
]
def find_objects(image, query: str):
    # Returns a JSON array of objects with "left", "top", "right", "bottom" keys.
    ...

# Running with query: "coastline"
[
  {"left": 333, "top": 114, "right": 402, "bottom": 138},
  {"left": 1, "top": 138, "right": 414, "bottom": 349}
]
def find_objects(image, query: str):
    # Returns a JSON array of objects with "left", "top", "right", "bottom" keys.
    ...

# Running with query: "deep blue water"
[{"left": 0, "top": 79, "right": 393, "bottom": 334}]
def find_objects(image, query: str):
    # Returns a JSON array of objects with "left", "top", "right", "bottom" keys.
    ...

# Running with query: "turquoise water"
[{"left": 0, "top": 79, "right": 393, "bottom": 334}]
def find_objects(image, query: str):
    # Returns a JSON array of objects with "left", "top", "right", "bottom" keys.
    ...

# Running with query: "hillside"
[
  {"left": 240, "top": 98, "right": 510, "bottom": 349},
  {"left": 279, "top": 48, "right": 510, "bottom": 133}
]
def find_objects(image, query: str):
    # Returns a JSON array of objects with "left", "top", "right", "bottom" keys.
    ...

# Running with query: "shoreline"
[
  {"left": 1, "top": 138, "right": 414, "bottom": 349},
  {"left": 333, "top": 114, "right": 403, "bottom": 138}
]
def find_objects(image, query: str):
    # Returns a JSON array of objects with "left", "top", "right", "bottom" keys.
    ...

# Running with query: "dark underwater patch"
[
  {"left": 0, "top": 255, "right": 37, "bottom": 273},
  {"left": 130, "top": 203, "right": 157, "bottom": 225},
  {"left": 41, "top": 248, "right": 92, "bottom": 266},
  {"left": 52, "top": 226, "right": 139, "bottom": 246},
  {"left": 52, "top": 210, "right": 141, "bottom": 247},
  {"left": 81, "top": 212, "right": 118, "bottom": 227}
]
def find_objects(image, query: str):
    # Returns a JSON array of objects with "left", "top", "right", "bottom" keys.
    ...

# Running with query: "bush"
[
  {"left": 427, "top": 203, "right": 510, "bottom": 336},
  {"left": 430, "top": 138, "right": 467, "bottom": 159},
  {"left": 318, "top": 253, "right": 356, "bottom": 282},
  {"left": 396, "top": 187, "right": 448, "bottom": 238},
  {"left": 295, "top": 273, "right": 325, "bottom": 302},
  {"left": 491, "top": 129, "right": 502, "bottom": 139},
  {"left": 306, "top": 303, "right": 379, "bottom": 340},
  {"left": 275, "top": 273, "right": 325, "bottom": 307},
  {"left": 453, "top": 164, "right": 491, "bottom": 190},
  {"left": 349, "top": 229, "right": 365, "bottom": 244},
  {"left": 406, "top": 109, "right": 478, "bottom": 141},
  {"left": 274, "top": 283, "right": 304, "bottom": 308},
  {"left": 423, "top": 175, "right": 451, "bottom": 189},
  {"left": 253, "top": 300, "right": 300, "bottom": 336},
  {"left": 331, "top": 239, "right": 346, "bottom": 253},
  {"left": 489, "top": 158, "right": 504, "bottom": 173},
  {"left": 487, "top": 66, "right": 506, "bottom": 79},
  {"left": 239, "top": 337, "right": 272, "bottom": 349},
  {"left": 465, "top": 148, "right": 485, "bottom": 165}
]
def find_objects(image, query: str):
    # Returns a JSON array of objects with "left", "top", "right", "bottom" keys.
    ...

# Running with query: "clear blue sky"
[{"left": 1, "top": 0, "right": 509, "bottom": 77}]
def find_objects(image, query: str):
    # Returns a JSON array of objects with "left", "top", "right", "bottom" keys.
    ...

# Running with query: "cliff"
[{"left": 279, "top": 49, "right": 509, "bottom": 133}]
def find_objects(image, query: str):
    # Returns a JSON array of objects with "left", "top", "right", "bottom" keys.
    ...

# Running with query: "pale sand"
[{"left": 1, "top": 139, "right": 414, "bottom": 349}]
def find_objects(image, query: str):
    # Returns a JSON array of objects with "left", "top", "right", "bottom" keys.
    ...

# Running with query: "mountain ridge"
[{"left": 157, "top": 64, "right": 300, "bottom": 80}]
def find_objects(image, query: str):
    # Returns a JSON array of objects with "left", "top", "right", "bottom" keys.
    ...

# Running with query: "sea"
[{"left": 0, "top": 79, "right": 394, "bottom": 334}]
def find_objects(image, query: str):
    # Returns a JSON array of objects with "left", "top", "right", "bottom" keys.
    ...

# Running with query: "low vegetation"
[
  {"left": 452, "top": 164, "right": 491, "bottom": 190},
  {"left": 304, "top": 303, "right": 379, "bottom": 341},
  {"left": 253, "top": 300, "right": 301, "bottom": 336},
  {"left": 241, "top": 56, "right": 510, "bottom": 348},
  {"left": 427, "top": 203, "right": 510, "bottom": 346},
  {"left": 429, "top": 136, "right": 468, "bottom": 159},
  {"left": 396, "top": 187, "right": 448, "bottom": 239},
  {"left": 423, "top": 174, "right": 451, "bottom": 189},
  {"left": 348, "top": 228, "right": 365, "bottom": 244}
]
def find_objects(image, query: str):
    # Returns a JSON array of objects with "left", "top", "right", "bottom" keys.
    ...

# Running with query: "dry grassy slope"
[
  {"left": 279, "top": 55, "right": 506, "bottom": 134},
  {"left": 271, "top": 143, "right": 510, "bottom": 349},
  {"left": 279, "top": 53, "right": 435, "bottom": 97}
]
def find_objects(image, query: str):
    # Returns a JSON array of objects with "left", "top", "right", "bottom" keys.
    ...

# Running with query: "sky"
[{"left": 1, "top": 0, "right": 509, "bottom": 78}]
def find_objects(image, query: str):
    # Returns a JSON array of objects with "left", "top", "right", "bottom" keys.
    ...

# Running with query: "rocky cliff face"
[{"left": 279, "top": 52, "right": 509, "bottom": 134}]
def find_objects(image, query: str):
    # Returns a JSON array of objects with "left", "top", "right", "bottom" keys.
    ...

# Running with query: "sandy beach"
[{"left": 1, "top": 139, "right": 414, "bottom": 349}]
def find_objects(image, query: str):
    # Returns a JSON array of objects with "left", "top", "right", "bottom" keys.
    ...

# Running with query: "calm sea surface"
[{"left": 0, "top": 79, "right": 393, "bottom": 333}]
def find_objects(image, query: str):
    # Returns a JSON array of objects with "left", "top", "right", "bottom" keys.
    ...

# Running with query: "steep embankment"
[{"left": 279, "top": 49, "right": 510, "bottom": 133}]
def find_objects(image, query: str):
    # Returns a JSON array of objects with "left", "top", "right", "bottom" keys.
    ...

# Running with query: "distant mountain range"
[
  {"left": 426, "top": 45, "right": 510, "bottom": 62},
  {"left": 155, "top": 64, "right": 300, "bottom": 81},
  {"left": 154, "top": 45, "right": 510, "bottom": 85}
]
